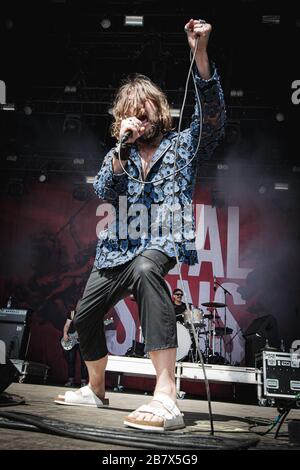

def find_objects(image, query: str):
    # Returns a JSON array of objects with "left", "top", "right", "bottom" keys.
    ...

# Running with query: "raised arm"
[
  {"left": 184, "top": 18, "right": 212, "bottom": 80},
  {"left": 183, "top": 19, "right": 226, "bottom": 158}
]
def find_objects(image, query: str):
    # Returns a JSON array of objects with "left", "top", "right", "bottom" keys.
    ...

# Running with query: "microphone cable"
[
  {"left": 115, "top": 47, "right": 203, "bottom": 184},
  {"left": 170, "top": 38, "right": 214, "bottom": 436}
]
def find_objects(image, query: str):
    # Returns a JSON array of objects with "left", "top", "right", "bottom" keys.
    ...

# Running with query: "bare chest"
[{"left": 139, "top": 149, "right": 156, "bottom": 180}]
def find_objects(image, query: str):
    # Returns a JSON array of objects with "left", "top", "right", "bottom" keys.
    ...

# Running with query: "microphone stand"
[
  {"left": 215, "top": 279, "right": 232, "bottom": 364},
  {"left": 223, "top": 328, "right": 242, "bottom": 365}
]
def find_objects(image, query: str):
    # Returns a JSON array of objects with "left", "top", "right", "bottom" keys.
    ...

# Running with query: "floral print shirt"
[{"left": 93, "top": 67, "right": 226, "bottom": 269}]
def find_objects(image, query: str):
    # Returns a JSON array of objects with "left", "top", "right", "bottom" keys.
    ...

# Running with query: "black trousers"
[
  {"left": 74, "top": 250, "right": 177, "bottom": 361},
  {"left": 64, "top": 344, "right": 88, "bottom": 380}
]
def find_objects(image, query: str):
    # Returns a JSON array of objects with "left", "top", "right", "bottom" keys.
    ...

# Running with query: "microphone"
[
  {"left": 120, "top": 130, "right": 132, "bottom": 144},
  {"left": 213, "top": 276, "right": 217, "bottom": 292}
]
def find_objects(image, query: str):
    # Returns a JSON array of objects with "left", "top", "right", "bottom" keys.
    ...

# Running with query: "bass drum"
[{"left": 176, "top": 322, "right": 192, "bottom": 361}]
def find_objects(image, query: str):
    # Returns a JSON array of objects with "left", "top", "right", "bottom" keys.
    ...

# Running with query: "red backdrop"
[{"left": 0, "top": 175, "right": 299, "bottom": 382}]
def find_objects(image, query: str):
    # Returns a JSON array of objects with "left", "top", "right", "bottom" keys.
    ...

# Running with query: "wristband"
[{"left": 114, "top": 142, "right": 132, "bottom": 160}]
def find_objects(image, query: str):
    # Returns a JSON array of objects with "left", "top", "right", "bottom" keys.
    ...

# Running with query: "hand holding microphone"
[
  {"left": 120, "top": 116, "right": 145, "bottom": 144},
  {"left": 184, "top": 18, "right": 212, "bottom": 54},
  {"left": 121, "top": 130, "right": 133, "bottom": 144}
]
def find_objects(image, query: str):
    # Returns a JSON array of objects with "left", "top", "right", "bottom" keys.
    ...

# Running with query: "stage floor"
[{"left": 0, "top": 383, "right": 299, "bottom": 451}]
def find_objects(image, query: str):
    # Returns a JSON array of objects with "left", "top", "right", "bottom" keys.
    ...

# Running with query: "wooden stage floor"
[{"left": 0, "top": 383, "right": 299, "bottom": 451}]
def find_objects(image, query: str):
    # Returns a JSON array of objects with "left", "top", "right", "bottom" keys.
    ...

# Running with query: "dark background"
[{"left": 1, "top": 0, "right": 299, "bottom": 176}]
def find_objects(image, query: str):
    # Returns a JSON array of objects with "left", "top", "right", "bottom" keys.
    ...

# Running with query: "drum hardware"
[
  {"left": 189, "top": 326, "right": 206, "bottom": 363},
  {"left": 210, "top": 327, "right": 234, "bottom": 360},
  {"left": 183, "top": 307, "right": 205, "bottom": 329},
  {"left": 200, "top": 309, "right": 223, "bottom": 360},
  {"left": 177, "top": 319, "right": 208, "bottom": 363},
  {"left": 176, "top": 323, "right": 235, "bottom": 364},
  {"left": 206, "top": 352, "right": 228, "bottom": 365},
  {"left": 212, "top": 327, "right": 233, "bottom": 336},
  {"left": 196, "top": 328, "right": 211, "bottom": 363},
  {"left": 203, "top": 305, "right": 219, "bottom": 357},
  {"left": 176, "top": 299, "right": 234, "bottom": 364},
  {"left": 181, "top": 306, "right": 207, "bottom": 363},
  {"left": 203, "top": 313, "right": 220, "bottom": 320},
  {"left": 201, "top": 302, "right": 227, "bottom": 308},
  {"left": 201, "top": 277, "right": 233, "bottom": 363},
  {"left": 176, "top": 313, "right": 184, "bottom": 319}
]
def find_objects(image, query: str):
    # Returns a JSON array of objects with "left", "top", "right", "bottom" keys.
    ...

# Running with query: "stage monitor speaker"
[
  {"left": 0, "top": 360, "right": 20, "bottom": 393},
  {"left": 0, "top": 309, "right": 31, "bottom": 359},
  {"left": 243, "top": 314, "right": 279, "bottom": 367}
]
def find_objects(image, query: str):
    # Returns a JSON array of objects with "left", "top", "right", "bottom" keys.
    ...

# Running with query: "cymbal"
[
  {"left": 201, "top": 302, "right": 226, "bottom": 308},
  {"left": 212, "top": 327, "right": 233, "bottom": 336},
  {"left": 203, "top": 313, "right": 220, "bottom": 320}
]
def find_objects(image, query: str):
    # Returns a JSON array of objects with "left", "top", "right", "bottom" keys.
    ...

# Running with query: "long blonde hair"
[{"left": 111, "top": 74, "right": 173, "bottom": 140}]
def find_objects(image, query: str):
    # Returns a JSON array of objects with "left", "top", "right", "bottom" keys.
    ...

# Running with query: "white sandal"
[
  {"left": 124, "top": 393, "right": 185, "bottom": 431},
  {"left": 54, "top": 385, "right": 109, "bottom": 408}
]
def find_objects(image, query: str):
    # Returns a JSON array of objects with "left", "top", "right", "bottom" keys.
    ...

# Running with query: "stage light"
[
  {"left": 170, "top": 108, "right": 180, "bottom": 118},
  {"left": 262, "top": 15, "right": 280, "bottom": 25},
  {"left": 217, "top": 163, "right": 229, "bottom": 171},
  {"left": 100, "top": 18, "right": 111, "bottom": 29},
  {"left": 124, "top": 16, "right": 144, "bottom": 27},
  {"left": 24, "top": 105, "right": 32, "bottom": 115},
  {"left": 230, "top": 89, "right": 244, "bottom": 98},
  {"left": 0, "top": 80, "right": 6, "bottom": 103},
  {"left": 85, "top": 176, "right": 95, "bottom": 184},
  {"left": 64, "top": 85, "right": 77, "bottom": 93},
  {"left": 38, "top": 172, "right": 47, "bottom": 183},
  {"left": 274, "top": 182, "right": 289, "bottom": 191},
  {"left": 258, "top": 185, "right": 267, "bottom": 194},
  {"left": 0, "top": 103, "right": 15, "bottom": 111},
  {"left": 275, "top": 112, "right": 285, "bottom": 122},
  {"left": 73, "top": 158, "right": 85, "bottom": 165},
  {"left": 6, "top": 155, "right": 18, "bottom": 162}
]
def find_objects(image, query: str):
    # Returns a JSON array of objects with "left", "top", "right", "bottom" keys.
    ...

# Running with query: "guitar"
[{"left": 60, "top": 317, "right": 114, "bottom": 351}]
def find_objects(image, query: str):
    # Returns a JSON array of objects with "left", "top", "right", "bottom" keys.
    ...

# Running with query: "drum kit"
[{"left": 176, "top": 301, "right": 233, "bottom": 364}]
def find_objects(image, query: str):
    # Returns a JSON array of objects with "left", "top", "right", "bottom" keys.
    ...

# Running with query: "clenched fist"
[{"left": 184, "top": 18, "right": 212, "bottom": 53}]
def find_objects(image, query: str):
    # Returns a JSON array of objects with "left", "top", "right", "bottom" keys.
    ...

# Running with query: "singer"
[{"left": 55, "top": 19, "right": 225, "bottom": 431}]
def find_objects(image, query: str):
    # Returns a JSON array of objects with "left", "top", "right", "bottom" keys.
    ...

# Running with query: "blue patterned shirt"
[{"left": 93, "top": 67, "right": 226, "bottom": 269}]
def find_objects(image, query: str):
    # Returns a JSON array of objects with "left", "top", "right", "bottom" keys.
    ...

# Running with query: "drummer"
[{"left": 172, "top": 289, "right": 186, "bottom": 324}]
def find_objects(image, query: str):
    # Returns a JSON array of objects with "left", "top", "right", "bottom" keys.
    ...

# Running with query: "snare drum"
[
  {"left": 176, "top": 322, "right": 192, "bottom": 361},
  {"left": 183, "top": 307, "right": 204, "bottom": 328}
]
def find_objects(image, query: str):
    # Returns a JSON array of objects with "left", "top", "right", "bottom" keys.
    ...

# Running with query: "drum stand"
[
  {"left": 202, "top": 330, "right": 212, "bottom": 363},
  {"left": 189, "top": 327, "right": 203, "bottom": 363},
  {"left": 201, "top": 306, "right": 221, "bottom": 363},
  {"left": 206, "top": 308, "right": 217, "bottom": 361},
  {"left": 213, "top": 280, "right": 233, "bottom": 364},
  {"left": 187, "top": 322, "right": 205, "bottom": 364}
]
